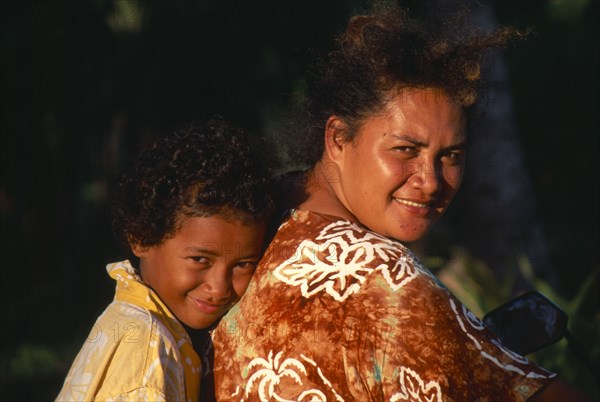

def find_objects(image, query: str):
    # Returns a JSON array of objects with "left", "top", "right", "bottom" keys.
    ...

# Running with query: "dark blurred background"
[{"left": 1, "top": 0, "right": 597, "bottom": 400}]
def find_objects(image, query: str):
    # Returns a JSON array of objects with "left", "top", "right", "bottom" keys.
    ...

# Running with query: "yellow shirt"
[{"left": 56, "top": 260, "right": 201, "bottom": 402}]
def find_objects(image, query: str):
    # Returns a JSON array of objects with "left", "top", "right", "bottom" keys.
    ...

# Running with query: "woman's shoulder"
[
  {"left": 262, "top": 209, "right": 443, "bottom": 302},
  {"left": 275, "top": 209, "right": 418, "bottom": 262},
  {"left": 277, "top": 209, "right": 406, "bottom": 246}
]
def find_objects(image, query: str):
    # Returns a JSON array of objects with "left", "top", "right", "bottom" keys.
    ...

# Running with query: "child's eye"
[
  {"left": 190, "top": 256, "right": 209, "bottom": 264},
  {"left": 235, "top": 261, "right": 258, "bottom": 271}
]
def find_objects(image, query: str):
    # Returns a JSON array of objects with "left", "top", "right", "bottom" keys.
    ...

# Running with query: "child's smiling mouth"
[{"left": 189, "top": 296, "right": 227, "bottom": 314}]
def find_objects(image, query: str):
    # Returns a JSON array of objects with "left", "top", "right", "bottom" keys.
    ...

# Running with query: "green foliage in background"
[
  {"left": 427, "top": 249, "right": 600, "bottom": 397},
  {"left": 1, "top": 0, "right": 596, "bottom": 399}
]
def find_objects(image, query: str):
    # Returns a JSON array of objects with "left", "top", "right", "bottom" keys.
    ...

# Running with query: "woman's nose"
[{"left": 409, "top": 160, "right": 442, "bottom": 196}]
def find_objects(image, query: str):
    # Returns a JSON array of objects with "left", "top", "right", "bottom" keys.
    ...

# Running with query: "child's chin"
[
  {"left": 186, "top": 322, "right": 211, "bottom": 330},
  {"left": 184, "top": 317, "right": 222, "bottom": 331}
]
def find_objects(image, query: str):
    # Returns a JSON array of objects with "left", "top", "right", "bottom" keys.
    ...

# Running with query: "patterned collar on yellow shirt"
[{"left": 107, "top": 260, "right": 201, "bottom": 400}]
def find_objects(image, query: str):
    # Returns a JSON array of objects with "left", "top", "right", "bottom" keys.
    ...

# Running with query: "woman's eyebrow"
[
  {"left": 446, "top": 140, "right": 467, "bottom": 150},
  {"left": 390, "top": 134, "right": 467, "bottom": 150},
  {"left": 445, "top": 141, "right": 467, "bottom": 150},
  {"left": 390, "top": 134, "right": 427, "bottom": 146}
]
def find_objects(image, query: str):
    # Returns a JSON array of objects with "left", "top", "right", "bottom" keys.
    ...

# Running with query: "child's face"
[{"left": 133, "top": 214, "right": 266, "bottom": 329}]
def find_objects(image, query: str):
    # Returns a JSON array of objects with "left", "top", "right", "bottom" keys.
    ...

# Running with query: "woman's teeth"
[{"left": 394, "top": 198, "right": 427, "bottom": 208}]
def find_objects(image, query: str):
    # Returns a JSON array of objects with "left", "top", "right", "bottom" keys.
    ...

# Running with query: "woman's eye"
[
  {"left": 392, "top": 146, "right": 418, "bottom": 157},
  {"left": 442, "top": 151, "right": 465, "bottom": 164}
]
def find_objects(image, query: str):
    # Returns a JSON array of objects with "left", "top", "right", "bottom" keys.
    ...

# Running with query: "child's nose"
[{"left": 204, "top": 267, "right": 232, "bottom": 301}]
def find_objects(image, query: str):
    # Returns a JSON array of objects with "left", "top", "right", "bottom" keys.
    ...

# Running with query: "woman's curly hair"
[
  {"left": 293, "top": 3, "right": 525, "bottom": 166},
  {"left": 112, "top": 118, "right": 274, "bottom": 250}
]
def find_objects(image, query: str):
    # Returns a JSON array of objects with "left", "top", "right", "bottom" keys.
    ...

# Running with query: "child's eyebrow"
[
  {"left": 239, "top": 252, "right": 262, "bottom": 260},
  {"left": 183, "top": 246, "right": 219, "bottom": 255},
  {"left": 183, "top": 246, "right": 262, "bottom": 260}
]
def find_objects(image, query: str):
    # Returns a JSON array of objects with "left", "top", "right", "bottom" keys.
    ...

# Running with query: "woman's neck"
[{"left": 299, "top": 162, "right": 359, "bottom": 224}]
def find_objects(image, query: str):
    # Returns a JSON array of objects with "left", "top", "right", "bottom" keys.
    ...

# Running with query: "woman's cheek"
[{"left": 444, "top": 164, "right": 464, "bottom": 187}]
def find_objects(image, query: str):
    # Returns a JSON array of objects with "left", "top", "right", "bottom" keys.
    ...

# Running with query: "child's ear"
[{"left": 129, "top": 239, "right": 148, "bottom": 257}]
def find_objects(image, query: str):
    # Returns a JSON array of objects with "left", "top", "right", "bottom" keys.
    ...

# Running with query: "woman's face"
[{"left": 332, "top": 88, "right": 466, "bottom": 242}]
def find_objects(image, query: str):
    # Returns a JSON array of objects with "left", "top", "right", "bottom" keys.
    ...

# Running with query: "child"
[{"left": 56, "top": 118, "right": 273, "bottom": 401}]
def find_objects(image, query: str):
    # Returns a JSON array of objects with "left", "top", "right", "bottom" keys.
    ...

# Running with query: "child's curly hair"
[
  {"left": 112, "top": 118, "right": 274, "bottom": 250},
  {"left": 292, "top": 3, "right": 526, "bottom": 166}
]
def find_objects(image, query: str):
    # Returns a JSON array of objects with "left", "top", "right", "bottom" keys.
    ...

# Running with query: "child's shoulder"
[
  {"left": 103, "top": 300, "right": 180, "bottom": 345},
  {"left": 61, "top": 301, "right": 188, "bottom": 401}
]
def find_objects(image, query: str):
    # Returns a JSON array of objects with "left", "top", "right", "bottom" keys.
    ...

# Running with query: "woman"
[{"left": 210, "top": 5, "right": 592, "bottom": 401}]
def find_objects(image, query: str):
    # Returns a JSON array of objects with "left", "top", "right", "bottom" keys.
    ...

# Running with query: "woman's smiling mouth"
[{"left": 393, "top": 198, "right": 429, "bottom": 208}]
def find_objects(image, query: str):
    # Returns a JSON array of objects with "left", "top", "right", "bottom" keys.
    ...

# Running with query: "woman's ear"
[{"left": 324, "top": 116, "right": 349, "bottom": 163}]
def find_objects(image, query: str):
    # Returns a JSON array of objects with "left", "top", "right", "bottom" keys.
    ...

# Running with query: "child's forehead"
[{"left": 171, "top": 214, "right": 268, "bottom": 256}]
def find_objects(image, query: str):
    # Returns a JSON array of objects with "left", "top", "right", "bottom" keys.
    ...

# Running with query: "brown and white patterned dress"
[{"left": 211, "top": 209, "right": 554, "bottom": 401}]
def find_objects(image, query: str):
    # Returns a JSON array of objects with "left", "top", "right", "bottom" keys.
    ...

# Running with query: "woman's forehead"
[{"left": 370, "top": 89, "right": 466, "bottom": 128}]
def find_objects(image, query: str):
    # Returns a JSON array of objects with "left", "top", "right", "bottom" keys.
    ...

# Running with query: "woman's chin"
[{"left": 383, "top": 222, "right": 433, "bottom": 243}]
